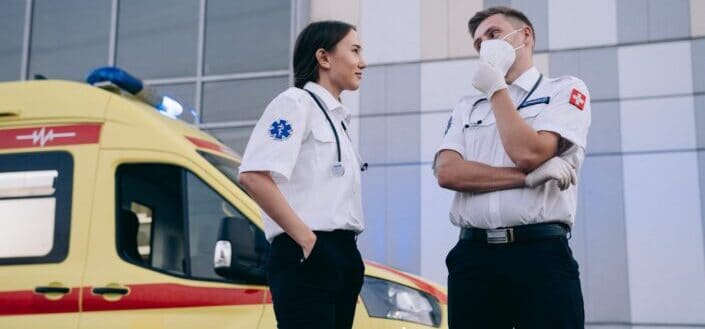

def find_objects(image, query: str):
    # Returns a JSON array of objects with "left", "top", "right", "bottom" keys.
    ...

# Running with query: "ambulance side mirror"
[{"left": 213, "top": 217, "right": 269, "bottom": 284}]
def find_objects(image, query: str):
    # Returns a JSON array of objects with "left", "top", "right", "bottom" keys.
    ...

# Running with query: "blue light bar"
[
  {"left": 86, "top": 66, "right": 143, "bottom": 94},
  {"left": 85, "top": 66, "right": 185, "bottom": 120}
]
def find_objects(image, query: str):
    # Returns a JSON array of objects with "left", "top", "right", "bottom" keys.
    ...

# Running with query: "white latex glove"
[
  {"left": 525, "top": 157, "right": 577, "bottom": 191},
  {"left": 472, "top": 60, "right": 508, "bottom": 99}
]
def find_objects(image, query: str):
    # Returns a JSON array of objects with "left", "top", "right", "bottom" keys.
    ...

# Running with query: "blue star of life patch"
[{"left": 269, "top": 119, "right": 293, "bottom": 140}]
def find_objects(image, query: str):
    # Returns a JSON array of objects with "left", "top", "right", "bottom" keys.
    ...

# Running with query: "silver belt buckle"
[{"left": 486, "top": 228, "right": 514, "bottom": 244}]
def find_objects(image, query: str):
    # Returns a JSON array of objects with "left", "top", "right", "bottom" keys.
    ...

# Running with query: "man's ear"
[
  {"left": 524, "top": 26, "right": 535, "bottom": 48},
  {"left": 315, "top": 49, "right": 331, "bottom": 70}
]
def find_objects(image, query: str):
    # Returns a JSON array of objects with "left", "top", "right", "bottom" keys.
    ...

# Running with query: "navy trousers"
[
  {"left": 268, "top": 230, "right": 364, "bottom": 329},
  {"left": 447, "top": 236, "right": 585, "bottom": 329}
]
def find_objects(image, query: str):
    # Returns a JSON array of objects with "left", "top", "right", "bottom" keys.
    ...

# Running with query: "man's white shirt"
[{"left": 435, "top": 67, "right": 592, "bottom": 229}]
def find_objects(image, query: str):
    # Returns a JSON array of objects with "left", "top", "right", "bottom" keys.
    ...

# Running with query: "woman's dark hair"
[{"left": 293, "top": 20, "right": 356, "bottom": 88}]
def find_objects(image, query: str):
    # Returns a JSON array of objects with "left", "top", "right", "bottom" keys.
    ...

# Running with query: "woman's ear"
[{"left": 315, "top": 48, "right": 331, "bottom": 70}]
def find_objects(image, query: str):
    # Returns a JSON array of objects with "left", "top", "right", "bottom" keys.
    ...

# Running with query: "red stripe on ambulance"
[
  {"left": 0, "top": 284, "right": 266, "bottom": 316},
  {"left": 185, "top": 136, "right": 223, "bottom": 153},
  {"left": 81, "top": 283, "right": 267, "bottom": 312},
  {"left": 0, "top": 124, "right": 102, "bottom": 150},
  {"left": 0, "top": 288, "right": 80, "bottom": 316}
]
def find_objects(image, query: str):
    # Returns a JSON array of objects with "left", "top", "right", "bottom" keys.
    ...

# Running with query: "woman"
[{"left": 238, "top": 20, "right": 367, "bottom": 329}]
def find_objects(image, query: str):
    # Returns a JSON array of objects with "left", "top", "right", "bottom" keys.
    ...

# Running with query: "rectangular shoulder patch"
[
  {"left": 518, "top": 97, "right": 550, "bottom": 110},
  {"left": 569, "top": 89, "right": 587, "bottom": 110}
]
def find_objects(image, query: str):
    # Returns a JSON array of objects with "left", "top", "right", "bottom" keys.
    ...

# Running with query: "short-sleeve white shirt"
[
  {"left": 436, "top": 67, "right": 592, "bottom": 229},
  {"left": 239, "top": 82, "right": 364, "bottom": 241}
]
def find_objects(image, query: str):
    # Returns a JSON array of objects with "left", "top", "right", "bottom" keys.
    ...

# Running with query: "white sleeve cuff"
[
  {"left": 534, "top": 123, "right": 586, "bottom": 150},
  {"left": 438, "top": 143, "right": 465, "bottom": 157},
  {"left": 432, "top": 145, "right": 465, "bottom": 174},
  {"left": 239, "top": 162, "right": 293, "bottom": 183}
]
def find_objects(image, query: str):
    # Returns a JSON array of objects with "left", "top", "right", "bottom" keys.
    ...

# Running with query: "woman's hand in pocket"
[{"left": 300, "top": 233, "right": 317, "bottom": 261}]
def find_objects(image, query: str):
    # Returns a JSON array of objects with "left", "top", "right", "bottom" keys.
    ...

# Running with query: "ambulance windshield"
[{"left": 197, "top": 151, "right": 242, "bottom": 189}]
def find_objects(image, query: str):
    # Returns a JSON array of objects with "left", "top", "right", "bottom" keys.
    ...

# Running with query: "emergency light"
[{"left": 85, "top": 66, "right": 184, "bottom": 119}]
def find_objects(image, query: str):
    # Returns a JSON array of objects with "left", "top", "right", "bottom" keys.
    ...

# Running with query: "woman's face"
[{"left": 326, "top": 29, "right": 366, "bottom": 92}]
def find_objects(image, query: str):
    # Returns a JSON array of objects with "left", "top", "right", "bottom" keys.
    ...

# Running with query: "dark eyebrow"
[
  {"left": 473, "top": 38, "right": 482, "bottom": 51},
  {"left": 473, "top": 26, "right": 500, "bottom": 50},
  {"left": 352, "top": 44, "right": 362, "bottom": 50}
]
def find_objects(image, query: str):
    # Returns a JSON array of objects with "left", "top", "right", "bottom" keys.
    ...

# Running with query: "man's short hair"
[{"left": 468, "top": 6, "right": 535, "bottom": 40}]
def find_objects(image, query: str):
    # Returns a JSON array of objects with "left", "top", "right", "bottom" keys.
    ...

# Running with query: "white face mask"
[{"left": 479, "top": 29, "right": 526, "bottom": 77}]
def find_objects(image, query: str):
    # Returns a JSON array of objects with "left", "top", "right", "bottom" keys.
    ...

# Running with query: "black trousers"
[
  {"left": 268, "top": 230, "right": 365, "bottom": 329},
  {"left": 446, "top": 236, "right": 584, "bottom": 329}
]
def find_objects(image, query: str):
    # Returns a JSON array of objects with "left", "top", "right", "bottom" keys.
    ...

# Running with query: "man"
[{"left": 434, "top": 6, "right": 591, "bottom": 329}]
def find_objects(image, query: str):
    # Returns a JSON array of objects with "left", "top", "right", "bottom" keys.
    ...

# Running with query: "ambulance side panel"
[
  {"left": 78, "top": 145, "right": 266, "bottom": 329},
  {"left": 0, "top": 142, "right": 101, "bottom": 328}
]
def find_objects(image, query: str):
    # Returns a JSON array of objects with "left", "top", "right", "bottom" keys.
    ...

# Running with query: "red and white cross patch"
[{"left": 569, "top": 88, "right": 587, "bottom": 110}]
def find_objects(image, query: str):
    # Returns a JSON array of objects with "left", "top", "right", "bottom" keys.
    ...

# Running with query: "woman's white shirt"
[{"left": 239, "top": 82, "right": 364, "bottom": 242}]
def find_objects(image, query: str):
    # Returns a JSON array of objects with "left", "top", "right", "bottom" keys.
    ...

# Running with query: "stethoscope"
[
  {"left": 464, "top": 74, "right": 547, "bottom": 129},
  {"left": 304, "top": 89, "right": 368, "bottom": 177}
]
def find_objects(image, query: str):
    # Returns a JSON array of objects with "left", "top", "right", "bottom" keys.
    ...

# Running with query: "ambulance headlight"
[{"left": 360, "top": 276, "right": 442, "bottom": 327}]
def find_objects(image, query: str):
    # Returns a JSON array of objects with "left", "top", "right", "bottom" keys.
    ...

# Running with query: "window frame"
[{"left": 0, "top": 151, "right": 74, "bottom": 265}]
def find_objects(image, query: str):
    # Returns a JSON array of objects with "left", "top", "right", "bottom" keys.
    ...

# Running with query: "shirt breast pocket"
[
  {"left": 518, "top": 102, "right": 546, "bottom": 125},
  {"left": 311, "top": 123, "right": 336, "bottom": 143},
  {"left": 310, "top": 124, "right": 337, "bottom": 160},
  {"left": 464, "top": 114, "right": 499, "bottom": 162}
]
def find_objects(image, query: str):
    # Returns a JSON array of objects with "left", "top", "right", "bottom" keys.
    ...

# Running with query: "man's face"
[{"left": 472, "top": 14, "right": 530, "bottom": 53}]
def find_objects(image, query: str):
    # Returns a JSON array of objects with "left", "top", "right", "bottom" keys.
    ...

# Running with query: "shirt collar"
[
  {"left": 511, "top": 66, "right": 540, "bottom": 92},
  {"left": 303, "top": 82, "right": 346, "bottom": 114}
]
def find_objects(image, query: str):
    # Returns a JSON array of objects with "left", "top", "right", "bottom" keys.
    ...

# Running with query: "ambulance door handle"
[
  {"left": 35, "top": 286, "right": 70, "bottom": 294},
  {"left": 92, "top": 287, "right": 129, "bottom": 295}
]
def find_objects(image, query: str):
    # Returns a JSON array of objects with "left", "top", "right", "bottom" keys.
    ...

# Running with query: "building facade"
[{"left": 1, "top": 0, "right": 704, "bottom": 327}]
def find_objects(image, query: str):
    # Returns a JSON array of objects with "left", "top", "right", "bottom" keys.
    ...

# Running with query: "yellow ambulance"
[{"left": 0, "top": 67, "right": 448, "bottom": 329}]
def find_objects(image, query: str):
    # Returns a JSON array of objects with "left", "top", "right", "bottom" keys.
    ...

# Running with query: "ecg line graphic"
[{"left": 15, "top": 127, "right": 76, "bottom": 147}]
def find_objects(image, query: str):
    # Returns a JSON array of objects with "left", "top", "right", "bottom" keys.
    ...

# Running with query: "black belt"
[
  {"left": 313, "top": 229, "right": 358, "bottom": 242},
  {"left": 459, "top": 222, "right": 569, "bottom": 244}
]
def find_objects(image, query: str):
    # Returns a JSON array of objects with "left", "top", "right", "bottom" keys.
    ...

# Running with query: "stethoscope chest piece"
[
  {"left": 331, "top": 162, "right": 346, "bottom": 177},
  {"left": 305, "top": 89, "right": 368, "bottom": 177}
]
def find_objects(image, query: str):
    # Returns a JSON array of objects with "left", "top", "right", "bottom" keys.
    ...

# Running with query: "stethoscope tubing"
[
  {"left": 464, "top": 74, "right": 544, "bottom": 129},
  {"left": 304, "top": 89, "right": 368, "bottom": 172}
]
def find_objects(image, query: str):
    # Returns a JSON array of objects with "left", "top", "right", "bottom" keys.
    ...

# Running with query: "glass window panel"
[
  {"left": 116, "top": 0, "right": 199, "bottom": 79},
  {"left": 29, "top": 0, "right": 111, "bottom": 81},
  {"left": 0, "top": 170, "right": 57, "bottom": 198},
  {"left": 186, "top": 172, "right": 240, "bottom": 280},
  {"left": 117, "top": 164, "right": 186, "bottom": 274},
  {"left": 0, "top": 0, "right": 25, "bottom": 81},
  {"left": 206, "top": 126, "right": 255, "bottom": 155},
  {"left": 204, "top": 0, "right": 290, "bottom": 75},
  {"left": 0, "top": 152, "right": 72, "bottom": 265},
  {"left": 0, "top": 198, "right": 56, "bottom": 258},
  {"left": 152, "top": 83, "right": 198, "bottom": 124},
  {"left": 201, "top": 76, "right": 288, "bottom": 123}
]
